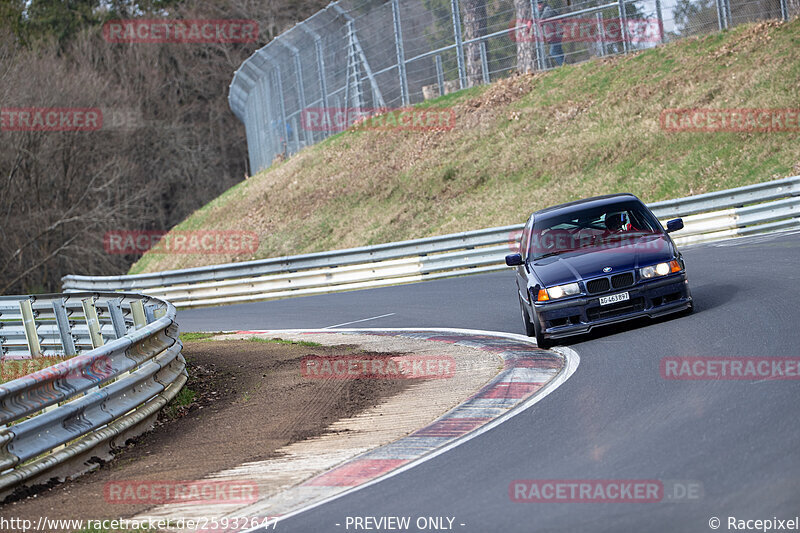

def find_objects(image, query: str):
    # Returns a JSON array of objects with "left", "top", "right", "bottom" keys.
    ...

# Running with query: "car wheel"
[
  {"left": 519, "top": 298, "right": 536, "bottom": 337},
  {"left": 530, "top": 308, "right": 550, "bottom": 349}
]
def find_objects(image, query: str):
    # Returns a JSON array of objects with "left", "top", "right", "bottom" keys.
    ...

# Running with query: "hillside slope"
[{"left": 131, "top": 19, "right": 800, "bottom": 275}]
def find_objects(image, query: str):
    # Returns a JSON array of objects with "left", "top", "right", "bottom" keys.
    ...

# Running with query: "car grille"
[
  {"left": 585, "top": 271, "right": 635, "bottom": 294},
  {"left": 586, "top": 278, "right": 610, "bottom": 294},
  {"left": 587, "top": 297, "right": 645, "bottom": 321},
  {"left": 611, "top": 272, "right": 634, "bottom": 289}
]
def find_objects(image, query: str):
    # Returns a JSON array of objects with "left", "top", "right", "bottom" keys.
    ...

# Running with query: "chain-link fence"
[{"left": 229, "top": 0, "right": 795, "bottom": 174}]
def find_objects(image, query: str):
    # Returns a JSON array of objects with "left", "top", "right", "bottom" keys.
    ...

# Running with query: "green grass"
[
  {"left": 163, "top": 386, "right": 196, "bottom": 419},
  {"left": 131, "top": 19, "right": 800, "bottom": 275},
  {"left": 247, "top": 336, "right": 321, "bottom": 347},
  {"left": 179, "top": 331, "right": 219, "bottom": 342}
]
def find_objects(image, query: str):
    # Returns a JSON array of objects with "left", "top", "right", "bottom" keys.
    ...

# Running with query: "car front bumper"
[{"left": 532, "top": 273, "right": 692, "bottom": 340}]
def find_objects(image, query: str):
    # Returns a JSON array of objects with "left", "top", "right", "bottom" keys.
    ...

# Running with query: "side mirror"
[
  {"left": 666, "top": 218, "right": 684, "bottom": 233},
  {"left": 505, "top": 253, "right": 524, "bottom": 267}
]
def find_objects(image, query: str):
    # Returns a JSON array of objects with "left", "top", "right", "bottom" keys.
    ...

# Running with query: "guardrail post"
[
  {"left": 435, "top": 54, "right": 445, "bottom": 96},
  {"left": 81, "top": 298, "right": 104, "bottom": 349},
  {"left": 107, "top": 298, "right": 127, "bottom": 340},
  {"left": 391, "top": 0, "right": 410, "bottom": 106},
  {"left": 52, "top": 298, "right": 77, "bottom": 356},
  {"left": 19, "top": 299, "right": 42, "bottom": 358},
  {"left": 130, "top": 300, "right": 147, "bottom": 330},
  {"left": 144, "top": 304, "right": 157, "bottom": 324},
  {"left": 450, "top": 0, "right": 468, "bottom": 89},
  {"left": 479, "top": 40, "right": 490, "bottom": 84}
]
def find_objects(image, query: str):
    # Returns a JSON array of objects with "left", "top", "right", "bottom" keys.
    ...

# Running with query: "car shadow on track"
[{"left": 549, "top": 283, "right": 738, "bottom": 348}]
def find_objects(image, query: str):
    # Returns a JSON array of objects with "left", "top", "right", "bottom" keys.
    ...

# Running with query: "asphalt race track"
[{"left": 179, "top": 230, "right": 800, "bottom": 533}]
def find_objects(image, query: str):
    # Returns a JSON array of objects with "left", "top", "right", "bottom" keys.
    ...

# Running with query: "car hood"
[{"left": 529, "top": 234, "right": 676, "bottom": 287}]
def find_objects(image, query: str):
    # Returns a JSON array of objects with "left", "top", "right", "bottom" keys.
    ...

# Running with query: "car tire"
[
  {"left": 530, "top": 307, "right": 550, "bottom": 349},
  {"left": 519, "top": 298, "right": 536, "bottom": 337},
  {"left": 521, "top": 299, "right": 550, "bottom": 348}
]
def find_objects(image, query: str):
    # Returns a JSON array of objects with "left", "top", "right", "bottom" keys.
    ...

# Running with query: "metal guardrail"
[
  {"left": 0, "top": 293, "right": 184, "bottom": 499},
  {"left": 62, "top": 176, "right": 800, "bottom": 308}
]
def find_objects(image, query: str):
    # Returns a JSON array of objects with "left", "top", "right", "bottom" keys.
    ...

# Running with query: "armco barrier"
[
  {"left": 62, "top": 176, "right": 800, "bottom": 308},
  {"left": 0, "top": 293, "right": 184, "bottom": 500}
]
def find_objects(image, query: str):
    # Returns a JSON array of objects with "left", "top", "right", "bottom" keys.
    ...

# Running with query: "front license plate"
[{"left": 599, "top": 292, "right": 630, "bottom": 306}]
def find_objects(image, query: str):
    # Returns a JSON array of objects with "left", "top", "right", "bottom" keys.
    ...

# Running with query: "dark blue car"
[{"left": 505, "top": 194, "right": 693, "bottom": 347}]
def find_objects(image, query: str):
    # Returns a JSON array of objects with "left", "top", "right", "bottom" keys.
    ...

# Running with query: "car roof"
[{"left": 532, "top": 193, "right": 642, "bottom": 218}]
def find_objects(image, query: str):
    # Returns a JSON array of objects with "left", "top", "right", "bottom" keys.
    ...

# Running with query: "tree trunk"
[
  {"left": 461, "top": 0, "right": 488, "bottom": 87},
  {"left": 514, "top": 0, "right": 536, "bottom": 73}
]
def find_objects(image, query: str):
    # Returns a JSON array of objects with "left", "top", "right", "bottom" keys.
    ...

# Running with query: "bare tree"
[
  {"left": 461, "top": 0, "right": 488, "bottom": 87},
  {"left": 514, "top": 0, "right": 537, "bottom": 73}
]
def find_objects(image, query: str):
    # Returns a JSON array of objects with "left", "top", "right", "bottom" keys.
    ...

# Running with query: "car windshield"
[{"left": 527, "top": 201, "right": 662, "bottom": 260}]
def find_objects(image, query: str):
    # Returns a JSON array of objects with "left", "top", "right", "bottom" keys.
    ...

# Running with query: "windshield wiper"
[{"left": 533, "top": 251, "right": 565, "bottom": 260}]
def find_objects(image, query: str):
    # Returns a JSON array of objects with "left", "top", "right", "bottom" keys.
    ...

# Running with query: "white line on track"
[{"left": 322, "top": 313, "right": 396, "bottom": 329}]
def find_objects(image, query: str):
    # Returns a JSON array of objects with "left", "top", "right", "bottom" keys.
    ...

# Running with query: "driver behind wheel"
[{"left": 605, "top": 212, "right": 632, "bottom": 233}]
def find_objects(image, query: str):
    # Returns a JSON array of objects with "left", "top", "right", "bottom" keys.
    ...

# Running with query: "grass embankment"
[{"left": 132, "top": 19, "right": 800, "bottom": 275}]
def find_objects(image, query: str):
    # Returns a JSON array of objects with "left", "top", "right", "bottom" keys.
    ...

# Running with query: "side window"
[{"left": 521, "top": 217, "right": 533, "bottom": 259}]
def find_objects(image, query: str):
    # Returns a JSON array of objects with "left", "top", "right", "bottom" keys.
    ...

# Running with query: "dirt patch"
[{"left": 1, "top": 338, "right": 412, "bottom": 528}]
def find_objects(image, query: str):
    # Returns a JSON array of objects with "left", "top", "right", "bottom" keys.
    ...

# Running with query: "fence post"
[
  {"left": 270, "top": 61, "right": 294, "bottom": 155},
  {"left": 450, "top": 0, "right": 467, "bottom": 89},
  {"left": 280, "top": 41, "right": 312, "bottom": 145},
  {"left": 479, "top": 41, "right": 490, "bottom": 84},
  {"left": 332, "top": 4, "right": 386, "bottom": 108},
  {"left": 435, "top": 54, "right": 445, "bottom": 96},
  {"left": 618, "top": 0, "right": 630, "bottom": 52},
  {"left": 724, "top": 0, "right": 732, "bottom": 29},
  {"left": 19, "top": 299, "right": 42, "bottom": 357},
  {"left": 529, "top": 0, "right": 545, "bottom": 71},
  {"left": 52, "top": 298, "right": 77, "bottom": 356},
  {"left": 655, "top": 0, "right": 664, "bottom": 43},
  {"left": 391, "top": 0, "right": 410, "bottom": 106},
  {"left": 596, "top": 12, "right": 606, "bottom": 57},
  {"left": 300, "top": 22, "right": 329, "bottom": 112},
  {"left": 779, "top": 0, "right": 788, "bottom": 20},
  {"left": 81, "top": 298, "right": 104, "bottom": 350}
]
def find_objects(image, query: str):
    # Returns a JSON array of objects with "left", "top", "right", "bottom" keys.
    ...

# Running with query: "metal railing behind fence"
[
  {"left": 62, "top": 176, "right": 800, "bottom": 308},
  {"left": 229, "top": 0, "right": 794, "bottom": 173},
  {"left": 0, "top": 293, "right": 184, "bottom": 499}
]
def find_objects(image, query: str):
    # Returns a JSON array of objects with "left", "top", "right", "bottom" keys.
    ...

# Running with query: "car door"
[{"left": 515, "top": 215, "right": 534, "bottom": 304}]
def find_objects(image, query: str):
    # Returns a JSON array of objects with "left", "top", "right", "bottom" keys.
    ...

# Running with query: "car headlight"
[
  {"left": 640, "top": 260, "right": 681, "bottom": 279},
  {"left": 545, "top": 282, "right": 580, "bottom": 300}
]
